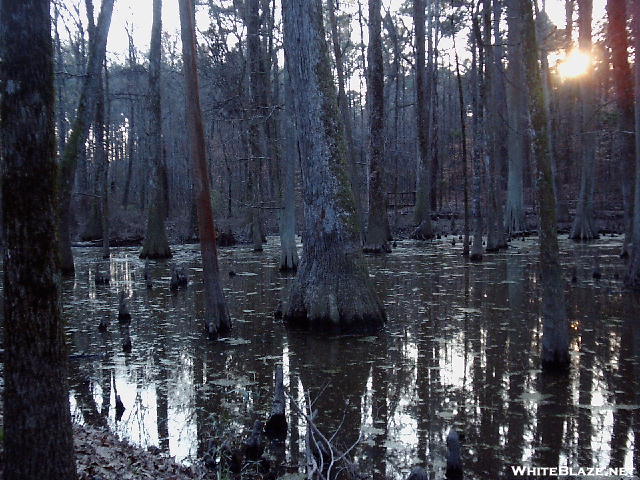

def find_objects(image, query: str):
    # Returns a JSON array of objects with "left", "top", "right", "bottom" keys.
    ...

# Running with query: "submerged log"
[{"left": 265, "top": 366, "right": 287, "bottom": 441}]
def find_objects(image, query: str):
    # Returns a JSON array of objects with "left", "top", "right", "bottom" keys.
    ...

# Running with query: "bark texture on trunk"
[
  {"left": 411, "top": 0, "right": 435, "bottom": 239},
  {"left": 57, "top": 0, "right": 115, "bottom": 275},
  {"left": 178, "top": 0, "right": 231, "bottom": 337},
  {"left": 523, "top": 0, "right": 569, "bottom": 369},
  {"left": 328, "top": 0, "right": 364, "bottom": 238},
  {"left": 246, "top": 0, "right": 266, "bottom": 252},
  {"left": 570, "top": 0, "right": 599, "bottom": 241},
  {"left": 363, "top": 0, "right": 391, "bottom": 253},
  {"left": 626, "top": 0, "right": 640, "bottom": 289},
  {"left": 607, "top": 0, "right": 636, "bottom": 257},
  {"left": 140, "top": 0, "right": 172, "bottom": 259},
  {"left": 504, "top": 0, "right": 527, "bottom": 235},
  {"left": 1, "top": 1, "right": 78, "bottom": 478},
  {"left": 470, "top": 36, "right": 484, "bottom": 262},
  {"left": 281, "top": 0, "right": 385, "bottom": 334},
  {"left": 279, "top": 73, "right": 300, "bottom": 271}
]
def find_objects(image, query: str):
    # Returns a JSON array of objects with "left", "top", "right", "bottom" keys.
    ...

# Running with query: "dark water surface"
[{"left": 52, "top": 236, "right": 640, "bottom": 478}]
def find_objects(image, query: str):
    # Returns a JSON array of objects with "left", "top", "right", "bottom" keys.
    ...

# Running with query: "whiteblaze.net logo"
[{"left": 510, "top": 466, "right": 636, "bottom": 477}]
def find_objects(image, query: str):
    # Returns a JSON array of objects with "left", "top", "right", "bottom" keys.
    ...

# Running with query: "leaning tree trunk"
[
  {"left": 279, "top": 72, "right": 300, "bottom": 271},
  {"left": 281, "top": 0, "right": 386, "bottom": 334},
  {"left": 570, "top": 0, "right": 598, "bottom": 241},
  {"left": 363, "top": 0, "right": 391, "bottom": 253},
  {"left": 523, "top": 0, "right": 570, "bottom": 369},
  {"left": 1, "top": 1, "right": 78, "bottom": 478},
  {"left": 411, "top": 0, "right": 435, "bottom": 239},
  {"left": 57, "top": 0, "right": 115, "bottom": 275},
  {"left": 504, "top": 0, "right": 527, "bottom": 236},
  {"left": 140, "top": 0, "right": 172, "bottom": 259},
  {"left": 607, "top": 0, "right": 636, "bottom": 257},
  {"left": 625, "top": 0, "right": 640, "bottom": 289},
  {"left": 178, "top": 0, "right": 231, "bottom": 337}
]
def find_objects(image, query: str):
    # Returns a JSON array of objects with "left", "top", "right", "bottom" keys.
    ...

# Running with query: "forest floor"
[{"left": 0, "top": 421, "right": 211, "bottom": 479}]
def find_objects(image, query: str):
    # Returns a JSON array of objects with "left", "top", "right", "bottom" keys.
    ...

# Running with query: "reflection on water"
[{"left": 24, "top": 235, "right": 640, "bottom": 478}]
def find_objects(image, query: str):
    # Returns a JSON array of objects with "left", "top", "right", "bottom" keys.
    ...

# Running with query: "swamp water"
[{"left": 20, "top": 235, "right": 640, "bottom": 478}]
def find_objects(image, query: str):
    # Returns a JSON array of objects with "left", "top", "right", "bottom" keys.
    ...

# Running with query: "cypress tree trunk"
[
  {"left": 178, "top": 0, "right": 232, "bottom": 337},
  {"left": 607, "top": 0, "right": 636, "bottom": 258},
  {"left": 281, "top": 0, "right": 386, "bottom": 334},
  {"left": 57, "top": 0, "right": 115, "bottom": 275},
  {"left": 363, "top": 0, "right": 391, "bottom": 253},
  {"left": 483, "top": 0, "right": 503, "bottom": 253},
  {"left": 94, "top": 69, "right": 110, "bottom": 259},
  {"left": 625, "top": 0, "right": 640, "bottom": 289},
  {"left": 522, "top": 0, "right": 570, "bottom": 369},
  {"left": 279, "top": 72, "right": 300, "bottom": 271},
  {"left": 246, "top": 0, "right": 266, "bottom": 252},
  {"left": 470, "top": 35, "right": 484, "bottom": 262},
  {"left": 140, "top": 0, "right": 172, "bottom": 259},
  {"left": 411, "top": 0, "right": 435, "bottom": 240},
  {"left": 504, "top": 0, "right": 527, "bottom": 235},
  {"left": 1, "top": 1, "right": 78, "bottom": 478},
  {"left": 570, "top": 0, "right": 599, "bottom": 241},
  {"left": 328, "top": 0, "right": 365, "bottom": 239},
  {"left": 453, "top": 44, "right": 470, "bottom": 257}
]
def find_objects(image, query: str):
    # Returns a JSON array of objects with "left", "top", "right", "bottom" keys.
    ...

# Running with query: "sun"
[{"left": 557, "top": 49, "right": 591, "bottom": 80}]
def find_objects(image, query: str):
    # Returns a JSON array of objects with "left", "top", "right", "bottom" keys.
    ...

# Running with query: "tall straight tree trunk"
[
  {"left": 122, "top": 101, "right": 135, "bottom": 208},
  {"left": 570, "top": 0, "right": 599, "bottom": 241},
  {"left": 328, "top": 0, "right": 365, "bottom": 240},
  {"left": 523, "top": 0, "right": 569, "bottom": 369},
  {"left": 483, "top": 0, "right": 502, "bottom": 253},
  {"left": 80, "top": 0, "right": 102, "bottom": 243},
  {"left": 101, "top": 62, "right": 111, "bottom": 259},
  {"left": 93, "top": 67, "right": 109, "bottom": 259},
  {"left": 625, "top": 0, "right": 640, "bottom": 288},
  {"left": 489, "top": 0, "right": 508, "bottom": 249},
  {"left": 140, "top": 0, "right": 172, "bottom": 259},
  {"left": 246, "top": 0, "right": 266, "bottom": 252},
  {"left": 0, "top": 1, "right": 78, "bottom": 478},
  {"left": 607, "top": 0, "right": 636, "bottom": 257},
  {"left": 453, "top": 42, "right": 470, "bottom": 257},
  {"left": 411, "top": 0, "right": 435, "bottom": 239},
  {"left": 384, "top": 12, "right": 402, "bottom": 234},
  {"left": 470, "top": 34, "right": 484, "bottom": 262},
  {"left": 279, "top": 71, "right": 299, "bottom": 271},
  {"left": 281, "top": 0, "right": 386, "bottom": 334},
  {"left": 504, "top": 0, "right": 527, "bottom": 235},
  {"left": 363, "top": 0, "right": 391, "bottom": 253},
  {"left": 57, "top": 0, "right": 115, "bottom": 275},
  {"left": 178, "top": 0, "right": 232, "bottom": 337}
]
